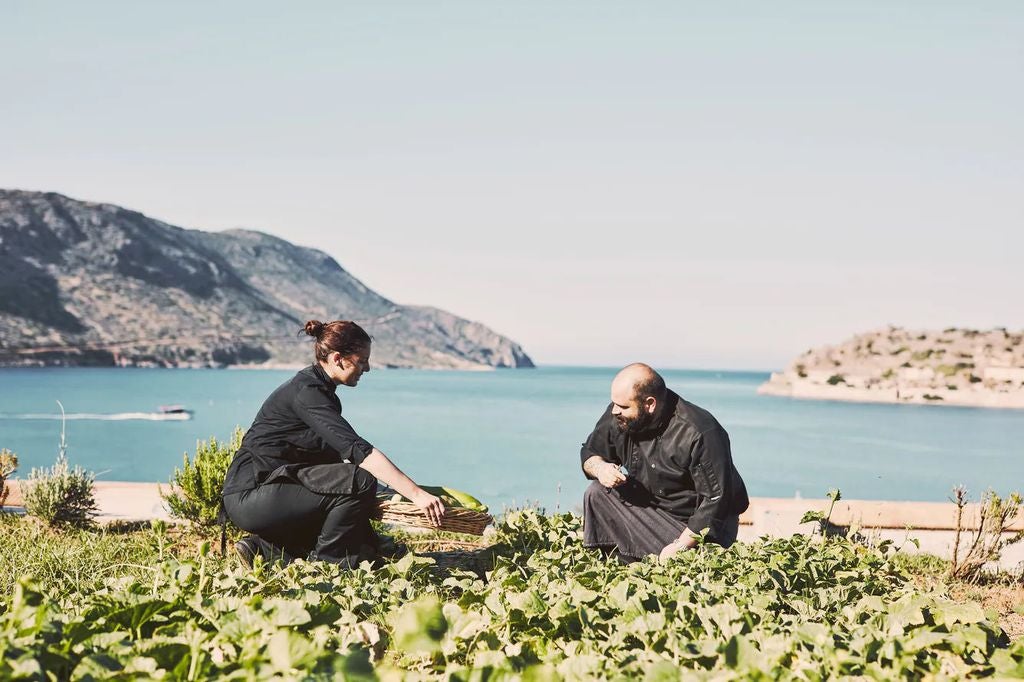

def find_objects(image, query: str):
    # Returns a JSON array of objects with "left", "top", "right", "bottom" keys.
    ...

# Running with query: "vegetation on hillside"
[{"left": 762, "top": 326, "right": 1024, "bottom": 405}]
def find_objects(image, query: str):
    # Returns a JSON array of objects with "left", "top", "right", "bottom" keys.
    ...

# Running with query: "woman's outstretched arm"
[{"left": 359, "top": 448, "right": 446, "bottom": 525}]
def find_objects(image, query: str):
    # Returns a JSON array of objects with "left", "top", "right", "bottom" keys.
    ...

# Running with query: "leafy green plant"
[
  {"left": 800, "top": 488, "right": 842, "bottom": 535},
  {"left": 22, "top": 454, "right": 97, "bottom": 528},
  {"left": 826, "top": 374, "right": 846, "bottom": 386},
  {"left": 2, "top": 508, "right": 1023, "bottom": 678},
  {"left": 162, "top": 427, "right": 243, "bottom": 528},
  {"left": 0, "top": 448, "right": 17, "bottom": 510}
]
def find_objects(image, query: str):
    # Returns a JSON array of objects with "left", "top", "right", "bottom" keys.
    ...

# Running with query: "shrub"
[
  {"left": 162, "top": 427, "right": 243, "bottom": 528},
  {"left": 0, "top": 448, "right": 17, "bottom": 509},
  {"left": 826, "top": 374, "right": 846, "bottom": 386},
  {"left": 22, "top": 454, "right": 97, "bottom": 528},
  {"left": 950, "top": 486, "right": 1023, "bottom": 583}
]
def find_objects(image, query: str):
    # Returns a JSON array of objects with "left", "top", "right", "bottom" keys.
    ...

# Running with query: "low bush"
[
  {"left": 21, "top": 455, "right": 97, "bottom": 528},
  {"left": 162, "top": 427, "right": 243, "bottom": 528},
  {"left": 951, "top": 486, "right": 1023, "bottom": 583},
  {"left": 0, "top": 449, "right": 17, "bottom": 509}
]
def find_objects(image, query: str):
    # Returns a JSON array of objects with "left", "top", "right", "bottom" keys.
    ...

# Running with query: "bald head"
[
  {"left": 612, "top": 363, "right": 666, "bottom": 403},
  {"left": 610, "top": 363, "right": 667, "bottom": 433}
]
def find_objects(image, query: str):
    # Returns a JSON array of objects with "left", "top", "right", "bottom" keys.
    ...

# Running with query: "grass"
[
  {"left": 0, "top": 513, "right": 212, "bottom": 597},
  {"left": 0, "top": 512, "right": 487, "bottom": 599}
]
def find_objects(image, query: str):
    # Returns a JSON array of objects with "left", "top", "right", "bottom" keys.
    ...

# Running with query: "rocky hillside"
[
  {"left": 0, "top": 190, "right": 534, "bottom": 369},
  {"left": 759, "top": 327, "right": 1024, "bottom": 409}
]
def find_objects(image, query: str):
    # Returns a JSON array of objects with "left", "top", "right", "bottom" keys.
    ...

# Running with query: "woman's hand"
[
  {"left": 358, "top": 450, "right": 447, "bottom": 526},
  {"left": 411, "top": 488, "right": 446, "bottom": 526}
]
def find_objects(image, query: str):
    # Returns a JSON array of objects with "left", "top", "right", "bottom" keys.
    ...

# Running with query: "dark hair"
[{"left": 302, "top": 320, "right": 371, "bottom": 362}]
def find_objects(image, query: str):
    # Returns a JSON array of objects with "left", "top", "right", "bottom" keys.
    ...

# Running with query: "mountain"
[
  {"left": 759, "top": 327, "right": 1024, "bottom": 409},
  {"left": 0, "top": 190, "right": 534, "bottom": 370}
]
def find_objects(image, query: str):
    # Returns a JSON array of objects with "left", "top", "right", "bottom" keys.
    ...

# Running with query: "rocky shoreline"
[
  {"left": 758, "top": 379, "right": 1024, "bottom": 409},
  {"left": 761, "top": 327, "right": 1024, "bottom": 410}
]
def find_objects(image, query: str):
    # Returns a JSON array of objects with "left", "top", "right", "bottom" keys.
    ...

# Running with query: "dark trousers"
[
  {"left": 223, "top": 469, "right": 378, "bottom": 566},
  {"left": 582, "top": 481, "right": 739, "bottom": 560}
]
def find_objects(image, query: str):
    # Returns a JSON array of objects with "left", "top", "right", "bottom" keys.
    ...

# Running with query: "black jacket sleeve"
[
  {"left": 579, "top": 404, "right": 621, "bottom": 479},
  {"left": 293, "top": 384, "right": 374, "bottom": 465},
  {"left": 685, "top": 426, "right": 739, "bottom": 538}
]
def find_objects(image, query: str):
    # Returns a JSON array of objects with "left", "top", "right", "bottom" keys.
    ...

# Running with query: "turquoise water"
[{"left": 1, "top": 367, "right": 1022, "bottom": 512}]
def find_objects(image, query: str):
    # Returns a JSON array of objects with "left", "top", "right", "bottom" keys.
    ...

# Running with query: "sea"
[{"left": 1, "top": 366, "right": 1022, "bottom": 513}]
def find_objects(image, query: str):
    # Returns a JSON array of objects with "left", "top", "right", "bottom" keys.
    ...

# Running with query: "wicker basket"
[{"left": 376, "top": 498, "right": 492, "bottom": 536}]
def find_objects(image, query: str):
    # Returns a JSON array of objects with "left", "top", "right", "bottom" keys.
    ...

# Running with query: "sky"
[{"left": 2, "top": 2, "right": 1021, "bottom": 370}]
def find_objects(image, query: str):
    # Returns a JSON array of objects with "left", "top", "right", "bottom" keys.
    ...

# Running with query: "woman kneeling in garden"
[{"left": 222, "top": 319, "right": 445, "bottom": 567}]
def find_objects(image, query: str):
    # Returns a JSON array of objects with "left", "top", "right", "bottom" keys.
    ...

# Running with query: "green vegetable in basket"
[{"left": 419, "top": 485, "right": 489, "bottom": 513}]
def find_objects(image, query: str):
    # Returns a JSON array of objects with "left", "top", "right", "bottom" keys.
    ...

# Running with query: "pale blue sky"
[{"left": 2, "top": 2, "right": 1021, "bottom": 369}]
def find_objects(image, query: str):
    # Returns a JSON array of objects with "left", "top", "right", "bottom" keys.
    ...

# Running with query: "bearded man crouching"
[{"left": 580, "top": 363, "right": 750, "bottom": 563}]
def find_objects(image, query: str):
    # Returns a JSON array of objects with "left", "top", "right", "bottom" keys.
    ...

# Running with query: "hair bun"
[{"left": 304, "top": 320, "right": 325, "bottom": 338}]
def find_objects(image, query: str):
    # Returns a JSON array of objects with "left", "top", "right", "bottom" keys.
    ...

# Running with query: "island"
[{"left": 759, "top": 327, "right": 1024, "bottom": 409}]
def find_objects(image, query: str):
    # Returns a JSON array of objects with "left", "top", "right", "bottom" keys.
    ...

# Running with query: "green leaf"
[
  {"left": 723, "top": 634, "right": 761, "bottom": 670},
  {"left": 801, "top": 511, "right": 825, "bottom": 524},
  {"left": 391, "top": 596, "right": 447, "bottom": 654},
  {"left": 932, "top": 601, "right": 986, "bottom": 628},
  {"left": 265, "top": 599, "right": 312, "bottom": 627},
  {"left": 644, "top": 660, "right": 682, "bottom": 681}
]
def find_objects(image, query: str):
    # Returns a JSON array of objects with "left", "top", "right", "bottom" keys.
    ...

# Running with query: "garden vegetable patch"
[{"left": 1, "top": 510, "right": 1022, "bottom": 680}]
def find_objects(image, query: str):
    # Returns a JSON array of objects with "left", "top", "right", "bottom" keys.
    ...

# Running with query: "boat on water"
[{"left": 157, "top": 405, "right": 194, "bottom": 420}]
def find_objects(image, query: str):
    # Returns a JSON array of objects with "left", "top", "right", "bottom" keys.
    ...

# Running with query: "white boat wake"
[{"left": 0, "top": 412, "right": 192, "bottom": 421}]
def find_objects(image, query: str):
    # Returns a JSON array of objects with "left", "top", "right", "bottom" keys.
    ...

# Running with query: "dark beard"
[{"left": 615, "top": 409, "right": 655, "bottom": 434}]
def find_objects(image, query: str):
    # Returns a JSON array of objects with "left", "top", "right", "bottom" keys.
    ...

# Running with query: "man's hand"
[
  {"left": 410, "top": 489, "right": 446, "bottom": 526},
  {"left": 584, "top": 456, "right": 627, "bottom": 488},
  {"left": 658, "top": 530, "right": 700, "bottom": 563}
]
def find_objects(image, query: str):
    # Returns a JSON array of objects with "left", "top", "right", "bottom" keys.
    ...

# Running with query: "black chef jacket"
[
  {"left": 580, "top": 390, "right": 749, "bottom": 536},
  {"left": 223, "top": 364, "right": 374, "bottom": 496}
]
